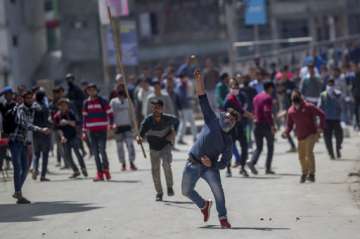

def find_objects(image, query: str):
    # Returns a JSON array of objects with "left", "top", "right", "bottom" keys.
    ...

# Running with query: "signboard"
[
  {"left": 106, "top": 0, "right": 129, "bottom": 17},
  {"left": 99, "top": 0, "right": 129, "bottom": 25},
  {"left": 245, "top": 0, "right": 267, "bottom": 25},
  {"left": 107, "top": 20, "right": 138, "bottom": 66}
]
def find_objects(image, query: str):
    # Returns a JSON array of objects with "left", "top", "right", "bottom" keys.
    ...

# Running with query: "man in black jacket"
[
  {"left": 32, "top": 90, "right": 52, "bottom": 181},
  {"left": 137, "top": 99, "right": 179, "bottom": 201},
  {"left": 0, "top": 86, "right": 16, "bottom": 172}
]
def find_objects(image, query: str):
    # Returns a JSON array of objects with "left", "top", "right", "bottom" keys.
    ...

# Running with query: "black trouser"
[
  {"left": 55, "top": 131, "right": 67, "bottom": 166},
  {"left": 64, "top": 137, "right": 86, "bottom": 173},
  {"left": 324, "top": 120, "right": 343, "bottom": 158},
  {"left": 89, "top": 131, "right": 109, "bottom": 172},
  {"left": 33, "top": 135, "right": 51, "bottom": 178},
  {"left": 228, "top": 123, "right": 248, "bottom": 170},
  {"left": 250, "top": 123, "right": 274, "bottom": 171},
  {"left": 84, "top": 135, "right": 93, "bottom": 155}
]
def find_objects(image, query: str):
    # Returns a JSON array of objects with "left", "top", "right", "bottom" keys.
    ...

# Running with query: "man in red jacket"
[
  {"left": 83, "top": 83, "right": 114, "bottom": 181},
  {"left": 282, "top": 90, "right": 325, "bottom": 183}
]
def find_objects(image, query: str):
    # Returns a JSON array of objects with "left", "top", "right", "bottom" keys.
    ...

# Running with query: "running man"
[
  {"left": 282, "top": 90, "right": 325, "bottom": 183},
  {"left": 137, "top": 99, "right": 179, "bottom": 202}
]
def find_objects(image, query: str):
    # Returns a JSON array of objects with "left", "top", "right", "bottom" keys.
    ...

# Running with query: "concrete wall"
[
  {"left": 0, "top": 0, "right": 8, "bottom": 56},
  {"left": 58, "top": 0, "right": 103, "bottom": 88},
  {"left": 3, "top": 0, "right": 47, "bottom": 87},
  {"left": 0, "top": 0, "right": 9, "bottom": 88},
  {"left": 59, "top": 0, "right": 101, "bottom": 62}
]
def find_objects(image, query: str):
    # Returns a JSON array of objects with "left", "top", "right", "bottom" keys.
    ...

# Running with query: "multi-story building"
[
  {"left": 0, "top": 0, "right": 47, "bottom": 88},
  {"left": 269, "top": 0, "right": 360, "bottom": 42},
  {"left": 239, "top": 0, "right": 360, "bottom": 50},
  {"left": 58, "top": 0, "right": 103, "bottom": 87},
  {"left": 133, "top": 0, "right": 228, "bottom": 64}
]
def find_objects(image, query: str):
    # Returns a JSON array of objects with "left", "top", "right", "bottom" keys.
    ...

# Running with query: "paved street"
[{"left": 1, "top": 132, "right": 360, "bottom": 239}]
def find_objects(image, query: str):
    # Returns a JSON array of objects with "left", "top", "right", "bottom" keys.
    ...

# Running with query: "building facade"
[
  {"left": 58, "top": 0, "right": 103, "bottom": 87},
  {"left": 0, "top": 0, "right": 47, "bottom": 88}
]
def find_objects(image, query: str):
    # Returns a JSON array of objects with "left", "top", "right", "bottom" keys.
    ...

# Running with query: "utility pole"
[{"left": 224, "top": 0, "right": 238, "bottom": 75}]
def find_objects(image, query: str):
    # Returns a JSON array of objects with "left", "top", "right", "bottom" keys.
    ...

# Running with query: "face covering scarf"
[
  {"left": 326, "top": 85, "right": 335, "bottom": 95},
  {"left": 230, "top": 89, "right": 239, "bottom": 95},
  {"left": 219, "top": 112, "right": 235, "bottom": 133}
]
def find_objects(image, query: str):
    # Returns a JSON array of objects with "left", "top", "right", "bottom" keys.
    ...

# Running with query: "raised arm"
[
  {"left": 194, "top": 70, "right": 217, "bottom": 124},
  {"left": 194, "top": 69, "right": 205, "bottom": 96}
]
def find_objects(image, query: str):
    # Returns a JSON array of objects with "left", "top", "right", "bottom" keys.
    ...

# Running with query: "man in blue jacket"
[
  {"left": 318, "top": 79, "right": 343, "bottom": 160},
  {"left": 181, "top": 69, "right": 238, "bottom": 229}
]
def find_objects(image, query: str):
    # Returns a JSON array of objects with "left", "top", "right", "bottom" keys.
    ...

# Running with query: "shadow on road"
[
  {"left": 107, "top": 180, "right": 142, "bottom": 183},
  {"left": 276, "top": 173, "right": 301, "bottom": 177},
  {"left": 47, "top": 178, "right": 93, "bottom": 183},
  {"left": 318, "top": 181, "right": 348, "bottom": 185},
  {"left": 231, "top": 176, "right": 282, "bottom": 180},
  {"left": 110, "top": 169, "right": 151, "bottom": 175},
  {"left": 162, "top": 200, "right": 195, "bottom": 210},
  {"left": 338, "top": 158, "right": 360, "bottom": 162},
  {"left": 162, "top": 200, "right": 193, "bottom": 205},
  {"left": 199, "top": 225, "right": 290, "bottom": 231},
  {"left": 0, "top": 201, "right": 101, "bottom": 223}
]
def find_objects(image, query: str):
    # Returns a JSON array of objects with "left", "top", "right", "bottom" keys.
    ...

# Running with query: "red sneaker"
[
  {"left": 201, "top": 200, "right": 212, "bottom": 222},
  {"left": 130, "top": 163, "right": 138, "bottom": 171},
  {"left": 93, "top": 171, "right": 104, "bottom": 182},
  {"left": 220, "top": 218, "right": 232, "bottom": 229},
  {"left": 103, "top": 169, "right": 111, "bottom": 180}
]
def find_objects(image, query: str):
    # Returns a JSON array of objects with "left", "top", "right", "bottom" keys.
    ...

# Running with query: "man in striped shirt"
[{"left": 82, "top": 83, "right": 114, "bottom": 181}]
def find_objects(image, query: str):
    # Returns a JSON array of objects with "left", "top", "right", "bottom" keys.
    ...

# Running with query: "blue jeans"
[
  {"left": 9, "top": 140, "right": 28, "bottom": 193},
  {"left": 231, "top": 124, "right": 248, "bottom": 167},
  {"left": 181, "top": 162, "right": 227, "bottom": 219}
]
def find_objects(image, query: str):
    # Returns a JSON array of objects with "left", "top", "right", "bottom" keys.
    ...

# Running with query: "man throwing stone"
[{"left": 181, "top": 69, "right": 238, "bottom": 229}]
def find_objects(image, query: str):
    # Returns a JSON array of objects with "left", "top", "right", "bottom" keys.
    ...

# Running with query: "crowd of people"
[{"left": 1, "top": 45, "right": 360, "bottom": 228}]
